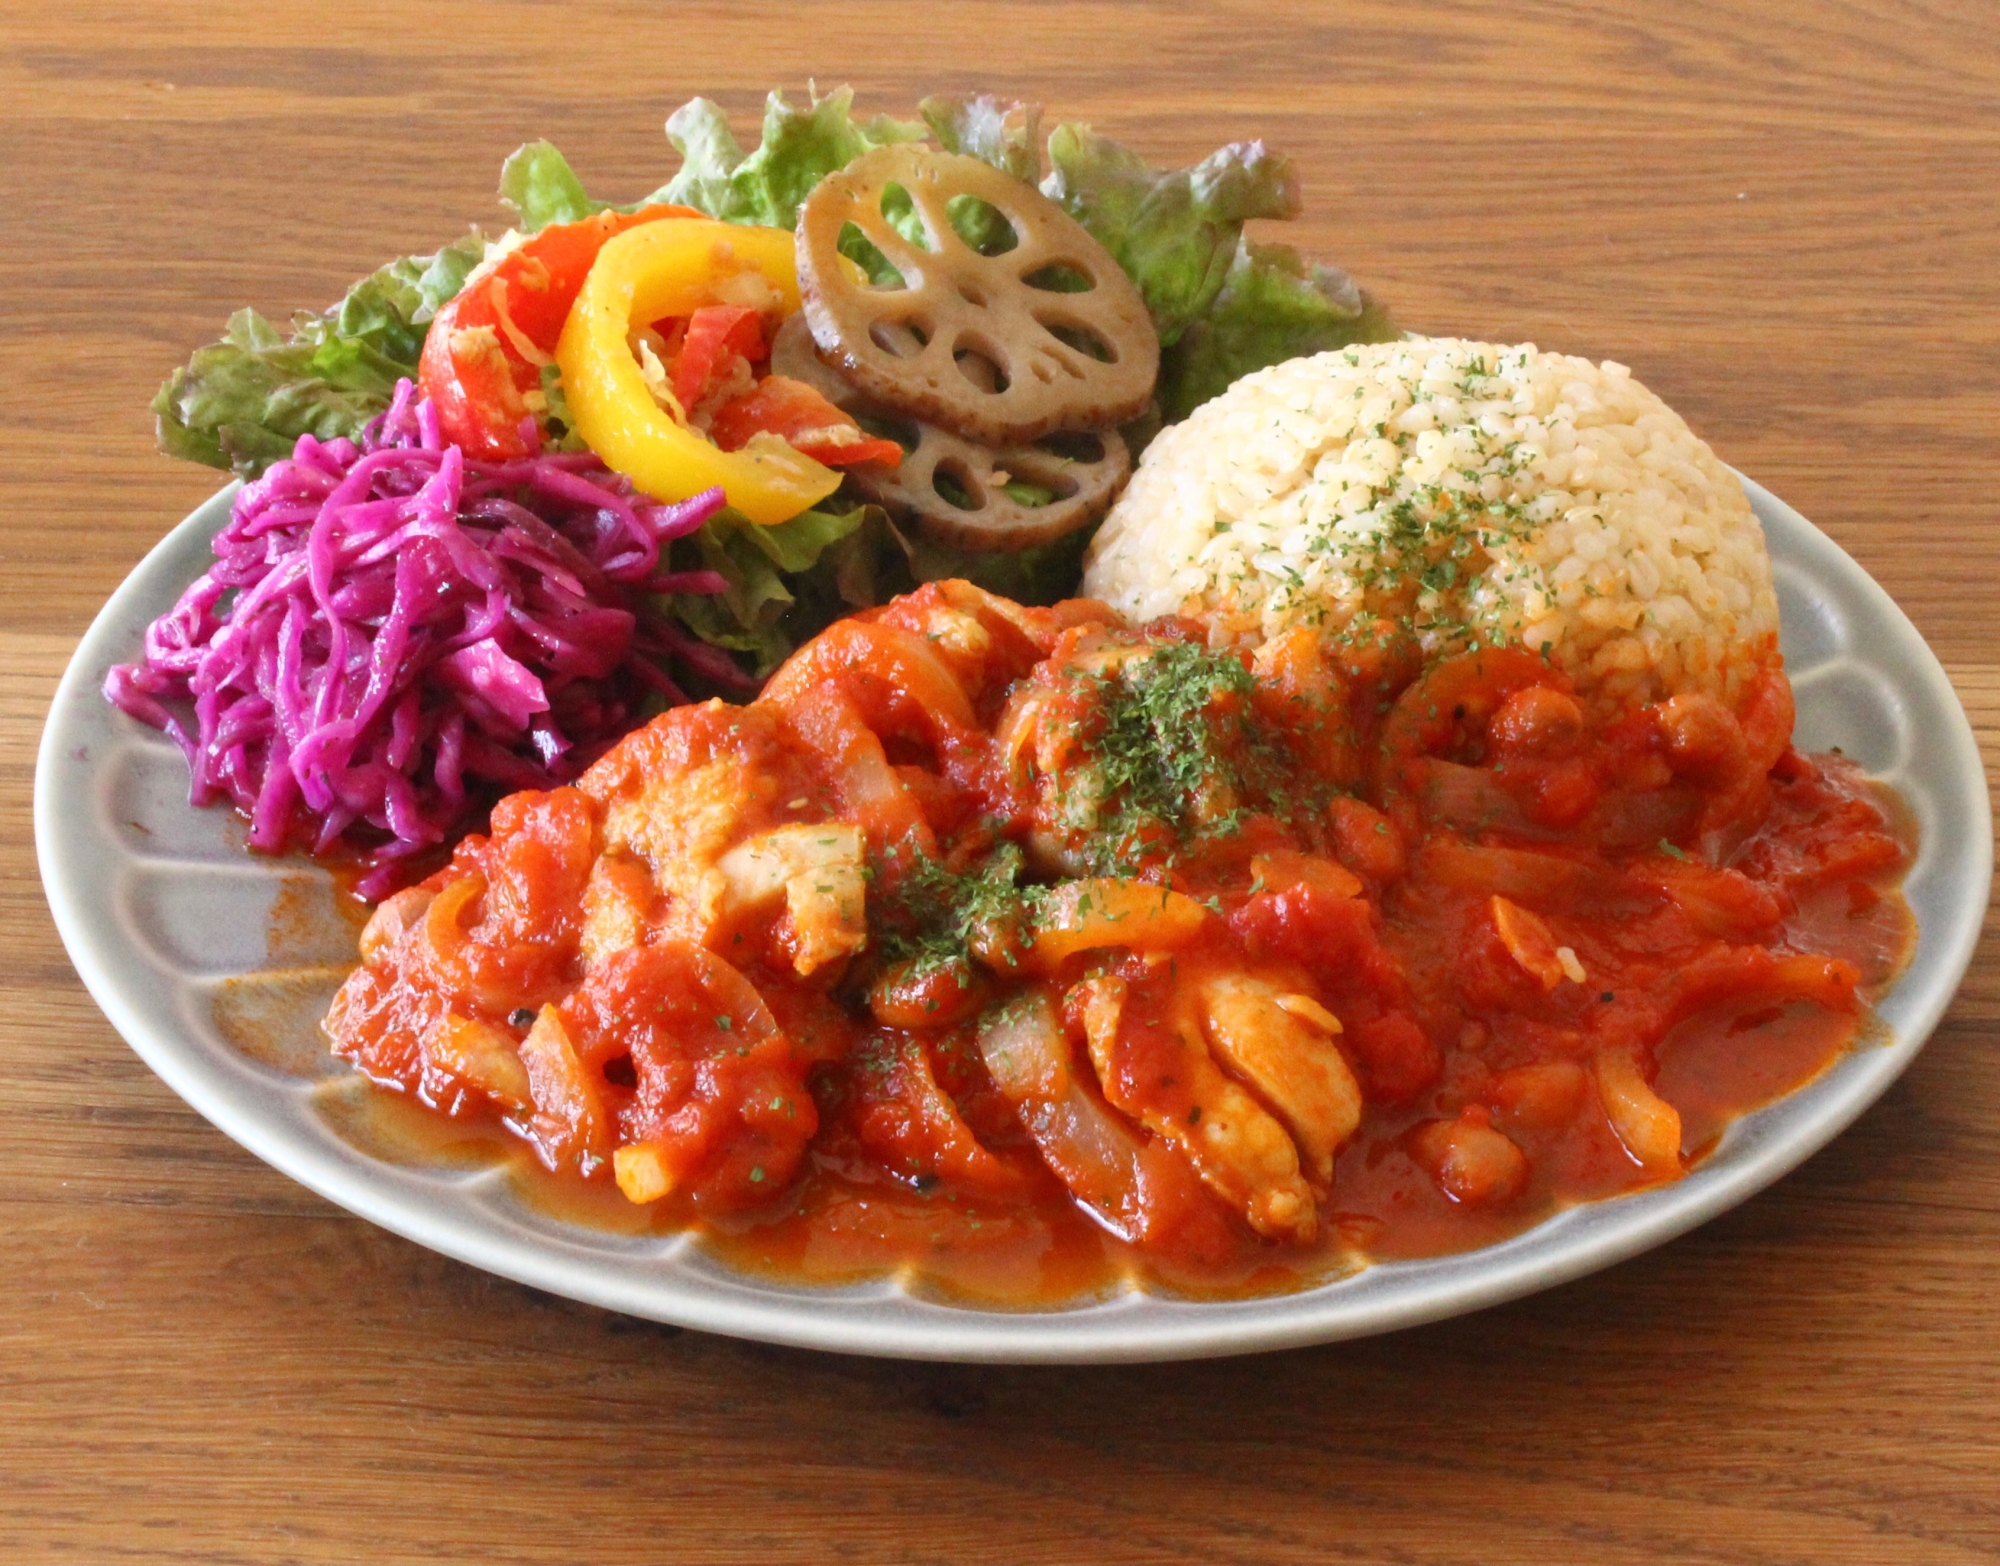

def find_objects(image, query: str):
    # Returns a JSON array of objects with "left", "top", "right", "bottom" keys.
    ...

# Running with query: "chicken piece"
[
  {"left": 579, "top": 854, "right": 655, "bottom": 968},
  {"left": 715, "top": 823, "right": 868, "bottom": 976},
  {"left": 582, "top": 702, "right": 792, "bottom": 951},
  {"left": 1198, "top": 974, "right": 1362, "bottom": 1183},
  {"left": 903, "top": 604, "right": 992, "bottom": 668},
  {"left": 581, "top": 701, "right": 872, "bottom": 965},
  {"left": 1076, "top": 973, "right": 1317, "bottom": 1242},
  {"left": 606, "top": 756, "right": 766, "bottom": 949}
]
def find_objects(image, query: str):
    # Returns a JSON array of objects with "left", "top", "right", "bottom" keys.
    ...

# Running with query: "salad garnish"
[{"left": 131, "top": 88, "right": 1400, "bottom": 884}]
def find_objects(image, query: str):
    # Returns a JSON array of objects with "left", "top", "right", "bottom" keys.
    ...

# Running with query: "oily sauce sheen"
[{"left": 318, "top": 582, "right": 1915, "bottom": 1306}]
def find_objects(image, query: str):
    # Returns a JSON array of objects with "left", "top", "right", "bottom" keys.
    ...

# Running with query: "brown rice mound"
[{"left": 1083, "top": 339, "right": 1780, "bottom": 712}]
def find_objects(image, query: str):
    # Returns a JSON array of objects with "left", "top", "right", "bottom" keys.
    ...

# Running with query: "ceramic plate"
[{"left": 36, "top": 475, "right": 1990, "bottom": 1363}]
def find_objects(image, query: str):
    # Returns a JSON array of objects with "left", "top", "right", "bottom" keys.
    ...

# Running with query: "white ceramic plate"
[{"left": 36, "top": 476, "right": 1990, "bottom": 1363}]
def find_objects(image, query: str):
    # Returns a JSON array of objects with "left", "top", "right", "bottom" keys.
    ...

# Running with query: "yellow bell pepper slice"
[{"left": 556, "top": 219, "right": 841, "bottom": 526}]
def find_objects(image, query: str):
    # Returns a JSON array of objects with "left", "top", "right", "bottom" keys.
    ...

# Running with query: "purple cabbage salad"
[{"left": 106, "top": 380, "right": 754, "bottom": 900}]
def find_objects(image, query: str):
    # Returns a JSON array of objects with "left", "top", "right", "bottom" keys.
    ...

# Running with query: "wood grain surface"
[{"left": 3, "top": 1, "right": 1996, "bottom": 1560}]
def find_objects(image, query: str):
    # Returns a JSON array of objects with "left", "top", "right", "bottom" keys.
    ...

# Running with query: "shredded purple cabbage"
[{"left": 106, "top": 380, "right": 740, "bottom": 900}]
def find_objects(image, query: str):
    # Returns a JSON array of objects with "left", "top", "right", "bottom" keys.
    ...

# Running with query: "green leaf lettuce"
[
  {"left": 1040, "top": 125, "right": 1300, "bottom": 345},
  {"left": 915, "top": 92, "right": 1393, "bottom": 411},
  {"left": 498, "top": 140, "right": 607, "bottom": 230},
  {"left": 1158, "top": 238, "right": 1400, "bottom": 421},
  {"left": 656, "top": 87, "right": 925, "bottom": 229},
  {"left": 663, "top": 503, "right": 882, "bottom": 676},
  {"left": 920, "top": 93, "right": 1042, "bottom": 183},
  {"left": 153, "top": 232, "right": 486, "bottom": 476}
]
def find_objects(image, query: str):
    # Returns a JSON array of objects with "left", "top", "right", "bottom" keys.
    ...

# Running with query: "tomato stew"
[{"left": 323, "top": 582, "right": 1913, "bottom": 1303}]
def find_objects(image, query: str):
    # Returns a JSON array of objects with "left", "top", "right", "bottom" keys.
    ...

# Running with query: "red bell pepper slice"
[
  {"left": 707, "top": 376, "right": 906, "bottom": 469},
  {"left": 418, "top": 203, "right": 703, "bottom": 460},
  {"left": 669, "top": 305, "right": 769, "bottom": 413}
]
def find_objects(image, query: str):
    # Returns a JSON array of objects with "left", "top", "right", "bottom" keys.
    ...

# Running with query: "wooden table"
[{"left": 4, "top": 1, "right": 1995, "bottom": 1559}]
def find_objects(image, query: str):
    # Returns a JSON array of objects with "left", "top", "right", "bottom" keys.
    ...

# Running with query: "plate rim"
[{"left": 35, "top": 473, "right": 1993, "bottom": 1363}]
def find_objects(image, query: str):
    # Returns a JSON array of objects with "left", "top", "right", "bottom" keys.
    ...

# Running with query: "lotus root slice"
[
  {"left": 770, "top": 313, "right": 1131, "bottom": 551},
  {"left": 795, "top": 144, "right": 1160, "bottom": 446}
]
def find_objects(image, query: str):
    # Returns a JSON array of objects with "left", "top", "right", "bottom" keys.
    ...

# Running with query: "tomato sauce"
[{"left": 313, "top": 582, "right": 1916, "bottom": 1304}]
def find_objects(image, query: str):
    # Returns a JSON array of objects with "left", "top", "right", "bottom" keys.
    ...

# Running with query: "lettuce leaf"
[
  {"left": 920, "top": 92, "right": 1355, "bottom": 366},
  {"left": 154, "top": 310, "right": 403, "bottom": 472},
  {"left": 663, "top": 503, "right": 880, "bottom": 675},
  {"left": 649, "top": 99, "right": 747, "bottom": 220},
  {"left": 659, "top": 496, "right": 1091, "bottom": 679},
  {"left": 920, "top": 93, "right": 1042, "bottom": 183},
  {"left": 1040, "top": 126, "right": 1300, "bottom": 345},
  {"left": 656, "top": 87, "right": 925, "bottom": 229},
  {"left": 155, "top": 83, "right": 1402, "bottom": 689},
  {"left": 1158, "top": 238, "right": 1400, "bottom": 421},
  {"left": 499, "top": 140, "right": 606, "bottom": 230},
  {"left": 329, "top": 238, "right": 488, "bottom": 364},
  {"left": 154, "top": 233, "right": 487, "bottom": 476}
]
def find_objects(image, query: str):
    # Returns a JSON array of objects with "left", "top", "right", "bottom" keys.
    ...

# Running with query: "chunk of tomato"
[
  {"left": 417, "top": 202, "right": 703, "bottom": 460},
  {"left": 708, "top": 375, "right": 906, "bottom": 468},
  {"left": 670, "top": 304, "right": 768, "bottom": 413}
]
